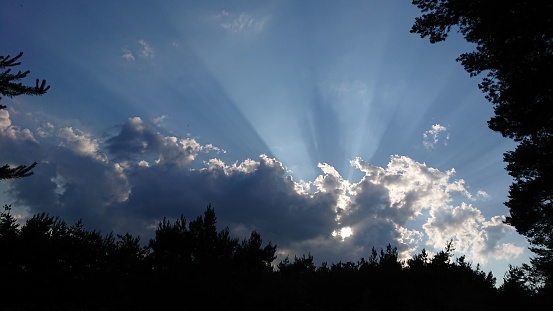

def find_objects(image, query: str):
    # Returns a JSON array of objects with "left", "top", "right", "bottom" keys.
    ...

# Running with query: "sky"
[{"left": 1, "top": 0, "right": 532, "bottom": 284}]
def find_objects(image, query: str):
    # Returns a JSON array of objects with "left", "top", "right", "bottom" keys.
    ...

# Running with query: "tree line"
[{"left": 0, "top": 204, "right": 548, "bottom": 310}]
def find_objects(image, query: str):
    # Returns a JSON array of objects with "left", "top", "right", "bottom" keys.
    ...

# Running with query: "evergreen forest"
[{"left": 0, "top": 204, "right": 548, "bottom": 310}]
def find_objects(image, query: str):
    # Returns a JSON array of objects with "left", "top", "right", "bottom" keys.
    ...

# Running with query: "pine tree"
[{"left": 0, "top": 52, "right": 49, "bottom": 180}]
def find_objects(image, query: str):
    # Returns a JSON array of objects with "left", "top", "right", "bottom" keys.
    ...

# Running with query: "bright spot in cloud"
[{"left": 332, "top": 226, "right": 353, "bottom": 241}]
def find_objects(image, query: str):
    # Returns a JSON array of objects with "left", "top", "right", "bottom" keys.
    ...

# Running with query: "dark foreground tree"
[
  {"left": 410, "top": 0, "right": 553, "bottom": 290},
  {"left": 0, "top": 52, "right": 50, "bottom": 180}
]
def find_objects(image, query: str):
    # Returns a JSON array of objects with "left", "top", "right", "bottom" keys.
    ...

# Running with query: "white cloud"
[
  {"left": 476, "top": 190, "right": 491, "bottom": 201},
  {"left": 220, "top": 12, "right": 267, "bottom": 34},
  {"left": 152, "top": 115, "right": 167, "bottom": 126},
  {"left": 120, "top": 40, "right": 154, "bottom": 61},
  {"left": 0, "top": 109, "right": 36, "bottom": 142},
  {"left": 0, "top": 109, "right": 11, "bottom": 130},
  {"left": 351, "top": 156, "right": 468, "bottom": 218},
  {"left": 37, "top": 122, "right": 55, "bottom": 138},
  {"left": 138, "top": 39, "right": 154, "bottom": 58},
  {"left": 423, "top": 123, "right": 450, "bottom": 149},
  {"left": 423, "top": 204, "right": 523, "bottom": 264},
  {"left": 424, "top": 203, "right": 484, "bottom": 250},
  {"left": 57, "top": 127, "right": 106, "bottom": 161},
  {"left": 121, "top": 46, "right": 135, "bottom": 61},
  {"left": 476, "top": 216, "right": 525, "bottom": 261}
]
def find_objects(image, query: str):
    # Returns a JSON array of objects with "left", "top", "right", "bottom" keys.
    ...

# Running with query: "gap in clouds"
[{"left": 0, "top": 111, "right": 524, "bottom": 271}]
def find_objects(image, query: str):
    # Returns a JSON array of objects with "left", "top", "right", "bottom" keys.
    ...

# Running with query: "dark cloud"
[{"left": 106, "top": 117, "right": 164, "bottom": 160}]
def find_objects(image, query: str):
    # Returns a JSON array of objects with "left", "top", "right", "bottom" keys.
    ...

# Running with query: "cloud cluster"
[{"left": 1, "top": 113, "right": 523, "bottom": 266}]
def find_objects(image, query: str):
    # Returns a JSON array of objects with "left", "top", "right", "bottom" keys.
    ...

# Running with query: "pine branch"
[
  {"left": 0, "top": 52, "right": 50, "bottom": 101},
  {"left": 0, "top": 162, "right": 37, "bottom": 180},
  {"left": 0, "top": 52, "right": 24, "bottom": 68}
]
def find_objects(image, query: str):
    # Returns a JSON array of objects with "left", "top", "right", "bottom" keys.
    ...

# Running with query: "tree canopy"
[{"left": 410, "top": 0, "right": 553, "bottom": 289}]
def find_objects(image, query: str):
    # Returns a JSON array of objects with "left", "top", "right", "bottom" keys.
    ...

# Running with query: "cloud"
[
  {"left": 106, "top": 117, "right": 223, "bottom": 167},
  {"left": 423, "top": 123, "right": 450, "bottom": 149},
  {"left": 477, "top": 216, "right": 524, "bottom": 261},
  {"left": 334, "top": 80, "right": 369, "bottom": 97},
  {"left": 138, "top": 39, "right": 154, "bottom": 58},
  {"left": 424, "top": 206, "right": 524, "bottom": 264},
  {"left": 37, "top": 122, "right": 55, "bottom": 138},
  {"left": 121, "top": 46, "right": 135, "bottom": 62},
  {"left": 0, "top": 109, "right": 40, "bottom": 169},
  {"left": 120, "top": 39, "right": 154, "bottom": 62},
  {"left": 152, "top": 115, "right": 167, "bottom": 126},
  {"left": 220, "top": 12, "right": 267, "bottom": 34},
  {"left": 0, "top": 113, "right": 523, "bottom": 268},
  {"left": 0, "top": 109, "right": 11, "bottom": 129},
  {"left": 0, "top": 109, "right": 37, "bottom": 142},
  {"left": 57, "top": 127, "right": 106, "bottom": 161},
  {"left": 476, "top": 190, "right": 490, "bottom": 201}
]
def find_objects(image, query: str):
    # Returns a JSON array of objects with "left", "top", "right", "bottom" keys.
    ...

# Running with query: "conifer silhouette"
[{"left": 1, "top": 52, "right": 49, "bottom": 180}]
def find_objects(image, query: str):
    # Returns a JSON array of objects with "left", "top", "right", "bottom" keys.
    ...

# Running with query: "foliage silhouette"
[
  {"left": 1, "top": 52, "right": 50, "bottom": 180},
  {"left": 410, "top": 0, "right": 553, "bottom": 293}
]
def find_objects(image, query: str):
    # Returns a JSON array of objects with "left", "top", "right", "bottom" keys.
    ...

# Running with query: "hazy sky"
[{"left": 1, "top": 0, "right": 531, "bottom": 283}]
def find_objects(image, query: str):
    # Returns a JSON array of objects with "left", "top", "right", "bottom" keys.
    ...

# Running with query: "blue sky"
[{"left": 1, "top": 0, "right": 531, "bottom": 283}]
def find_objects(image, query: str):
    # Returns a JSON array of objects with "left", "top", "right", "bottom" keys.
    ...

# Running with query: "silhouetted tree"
[
  {"left": 234, "top": 230, "right": 276, "bottom": 272},
  {"left": 1, "top": 52, "right": 49, "bottom": 180},
  {"left": 0, "top": 205, "right": 540, "bottom": 309},
  {"left": 410, "top": 0, "right": 553, "bottom": 290},
  {"left": 401, "top": 242, "right": 499, "bottom": 310},
  {"left": 114, "top": 233, "right": 148, "bottom": 273},
  {"left": 148, "top": 215, "right": 190, "bottom": 271},
  {"left": 275, "top": 253, "right": 319, "bottom": 309},
  {"left": 0, "top": 204, "right": 18, "bottom": 240},
  {"left": 187, "top": 205, "right": 235, "bottom": 269},
  {"left": 146, "top": 204, "right": 280, "bottom": 309},
  {"left": 277, "top": 253, "right": 317, "bottom": 276},
  {"left": 0, "top": 204, "right": 21, "bottom": 301},
  {"left": 379, "top": 243, "right": 402, "bottom": 269},
  {"left": 500, "top": 265, "right": 533, "bottom": 295}
]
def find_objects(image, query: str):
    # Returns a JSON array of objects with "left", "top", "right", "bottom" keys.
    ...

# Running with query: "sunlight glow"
[{"left": 332, "top": 226, "right": 353, "bottom": 241}]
